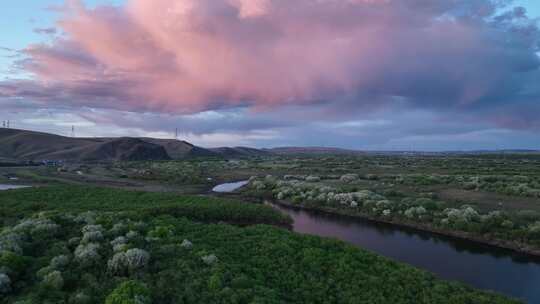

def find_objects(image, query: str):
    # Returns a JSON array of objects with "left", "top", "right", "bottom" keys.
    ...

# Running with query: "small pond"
[
  {"left": 212, "top": 180, "right": 249, "bottom": 193},
  {"left": 0, "top": 184, "right": 31, "bottom": 191}
]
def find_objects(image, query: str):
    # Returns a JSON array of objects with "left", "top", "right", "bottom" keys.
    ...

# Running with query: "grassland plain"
[{"left": 0, "top": 186, "right": 521, "bottom": 303}]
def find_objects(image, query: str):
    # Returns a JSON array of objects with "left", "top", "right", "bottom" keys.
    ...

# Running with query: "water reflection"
[
  {"left": 0, "top": 184, "right": 30, "bottom": 190},
  {"left": 271, "top": 203, "right": 540, "bottom": 303},
  {"left": 212, "top": 180, "right": 249, "bottom": 193}
]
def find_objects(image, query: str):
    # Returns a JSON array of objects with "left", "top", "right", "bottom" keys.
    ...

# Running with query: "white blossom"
[
  {"left": 202, "top": 254, "right": 218, "bottom": 265},
  {"left": 82, "top": 231, "right": 104, "bottom": 243},
  {"left": 110, "top": 236, "right": 128, "bottom": 247},
  {"left": 113, "top": 244, "right": 129, "bottom": 253},
  {"left": 404, "top": 206, "right": 427, "bottom": 219},
  {"left": 50, "top": 255, "right": 70, "bottom": 270},
  {"left": 107, "top": 252, "right": 128, "bottom": 275},
  {"left": 305, "top": 176, "right": 321, "bottom": 182},
  {"left": 82, "top": 225, "right": 103, "bottom": 234},
  {"left": 340, "top": 174, "right": 359, "bottom": 183},
  {"left": 43, "top": 270, "right": 64, "bottom": 290},
  {"left": 181, "top": 239, "right": 193, "bottom": 249},
  {"left": 75, "top": 211, "right": 97, "bottom": 224},
  {"left": 125, "top": 249, "right": 150, "bottom": 271},
  {"left": 74, "top": 243, "right": 101, "bottom": 266},
  {"left": 13, "top": 218, "right": 59, "bottom": 236},
  {"left": 0, "top": 232, "right": 24, "bottom": 255},
  {"left": 126, "top": 231, "right": 140, "bottom": 240},
  {"left": 0, "top": 273, "right": 11, "bottom": 294}
]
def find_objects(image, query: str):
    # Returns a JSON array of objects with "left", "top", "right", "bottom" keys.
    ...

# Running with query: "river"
[
  {"left": 271, "top": 203, "right": 540, "bottom": 303},
  {"left": 213, "top": 180, "right": 540, "bottom": 303}
]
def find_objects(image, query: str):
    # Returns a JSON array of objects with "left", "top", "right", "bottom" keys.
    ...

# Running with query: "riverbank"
[{"left": 269, "top": 198, "right": 540, "bottom": 258}]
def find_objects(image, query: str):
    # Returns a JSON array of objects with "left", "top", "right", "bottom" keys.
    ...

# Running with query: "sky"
[{"left": 0, "top": 0, "right": 539, "bottom": 150}]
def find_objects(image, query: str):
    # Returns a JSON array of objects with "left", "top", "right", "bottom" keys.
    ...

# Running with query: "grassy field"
[
  {"left": 3, "top": 154, "right": 540, "bottom": 253},
  {"left": 0, "top": 185, "right": 520, "bottom": 303}
]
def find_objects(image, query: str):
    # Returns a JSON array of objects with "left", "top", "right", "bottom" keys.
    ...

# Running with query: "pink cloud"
[{"left": 2, "top": 0, "right": 539, "bottom": 120}]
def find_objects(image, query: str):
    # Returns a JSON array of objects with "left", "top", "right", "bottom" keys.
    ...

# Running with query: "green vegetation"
[
  {"left": 0, "top": 186, "right": 290, "bottom": 228},
  {"left": 0, "top": 186, "right": 520, "bottom": 303}
]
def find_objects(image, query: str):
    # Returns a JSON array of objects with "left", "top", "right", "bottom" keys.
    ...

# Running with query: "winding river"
[{"left": 216, "top": 181, "right": 540, "bottom": 303}]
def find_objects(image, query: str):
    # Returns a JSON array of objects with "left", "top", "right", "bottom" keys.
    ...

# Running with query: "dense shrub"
[{"left": 105, "top": 281, "right": 151, "bottom": 304}]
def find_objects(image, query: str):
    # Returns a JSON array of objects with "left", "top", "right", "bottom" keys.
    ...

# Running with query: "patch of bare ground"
[{"left": 437, "top": 188, "right": 540, "bottom": 212}]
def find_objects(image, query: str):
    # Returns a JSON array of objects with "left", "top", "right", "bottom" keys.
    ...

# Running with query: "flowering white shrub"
[
  {"left": 404, "top": 206, "right": 427, "bottom": 219},
  {"left": 13, "top": 218, "right": 60, "bottom": 236},
  {"left": 126, "top": 231, "right": 140, "bottom": 240},
  {"left": 82, "top": 231, "right": 104, "bottom": 243},
  {"left": 69, "top": 237, "right": 82, "bottom": 247},
  {"left": 110, "top": 236, "right": 128, "bottom": 247},
  {"left": 528, "top": 221, "right": 540, "bottom": 234},
  {"left": 82, "top": 225, "right": 103, "bottom": 234},
  {"left": 109, "top": 223, "right": 128, "bottom": 236},
  {"left": 0, "top": 273, "right": 11, "bottom": 294},
  {"left": 501, "top": 220, "right": 514, "bottom": 229},
  {"left": 340, "top": 174, "right": 359, "bottom": 183},
  {"left": 70, "top": 292, "right": 91, "bottom": 304},
  {"left": 383, "top": 209, "right": 392, "bottom": 216},
  {"left": 74, "top": 243, "right": 101, "bottom": 267},
  {"left": 108, "top": 248, "right": 150, "bottom": 275},
  {"left": 319, "top": 186, "right": 335, "bottom": 193},
  {"left": 36, "top": 266, "right": 54, "bottom": 279},
  {"left": 50, "top": 255, "right": 70, "bottom": 270},
  {"left": 202, "top": 254, "right": 218, "bottom": 265},
  {"left": 107, "top": 252, "right": 128, "bottom": 276},
  {"left": 444, "top": 206, "right": 479, "bottom": 223},
  {"left": 0, "top": 232, "right": 24, "bottom": 255},
  {"left": 75, "top": 211, "right": 97, "bottom": 224},
  {"left": 43, "top": 270, "right": 64, "bottom": 290},
  {"left": 125, "top": 249, "right": 150, "bottom": 271},
  {"left": 350, "top": 201, "right": 358, "bottom": 208},
  {"left": 181, "top": 239, "right": 193, "bottom": 249},
  {"left": 113, "top": 244, "right": 129, "bottom": 253},
  {"left": 133, "top": 221, "right": 147, "bottom": 231},
  {"left": 251, "top": 181, "right": 266, "bottom": 190},
  {"left": 305, "top": 175, "right": 321, "bottom": 182}
]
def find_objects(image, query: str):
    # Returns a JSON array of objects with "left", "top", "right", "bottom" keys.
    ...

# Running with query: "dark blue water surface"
[{"left": 271, "top": 203, "right": 540, "bottom": 303}]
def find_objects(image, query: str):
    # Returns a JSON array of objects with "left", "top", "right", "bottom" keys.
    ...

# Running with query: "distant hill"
[
  {"left": 140, "top": 138, "right": 218, "bottom": 159},
  {"left": 3, "top": 128, "right": 535, "bottom": 162},
  {"left": 0, "top": 128, "right": 275, "bottom": 162},
  {"left": 266, "top": 147, "right": 365, "bottom": 155},
  {"left": 0, "top": 128, "right": 172, "bottom": 162},
  {"left": 210, "top": 146, "right": 272, "bottom": 157}
]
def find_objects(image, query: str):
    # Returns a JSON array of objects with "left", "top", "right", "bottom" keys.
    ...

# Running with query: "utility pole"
[
  {"left": 7, "top": 120, "right": 9, "bottom": 128},
  {"left": 175, "top": 128, "right": 178, "bottom": 140},
  {"left": 71, "top": 125, "right": 75, "bottom": 138}
]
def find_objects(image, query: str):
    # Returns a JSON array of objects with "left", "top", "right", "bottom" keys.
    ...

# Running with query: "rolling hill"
[
  {"left": 0, "top": 128, "right": 172, "bottom": 162},
  {"left": 0, "top": 128, "right": 278, "bottom": 162}
]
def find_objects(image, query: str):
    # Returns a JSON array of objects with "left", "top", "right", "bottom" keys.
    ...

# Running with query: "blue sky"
[{"left": 1, "top": 1, "right": 539, "bottom": 150}]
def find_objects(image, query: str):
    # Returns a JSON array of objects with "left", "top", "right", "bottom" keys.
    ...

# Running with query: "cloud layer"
[{"left": 0, "top": 0, "right": 539, "bottom": 148}]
